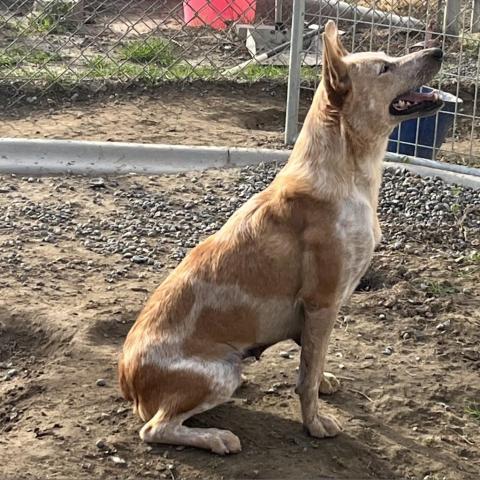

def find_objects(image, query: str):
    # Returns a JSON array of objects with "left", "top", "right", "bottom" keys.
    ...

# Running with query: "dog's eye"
[{"left": 379, "top": 64, "right": 390, "bottom": 75}]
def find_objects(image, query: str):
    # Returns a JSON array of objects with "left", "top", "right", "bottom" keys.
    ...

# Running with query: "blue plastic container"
[{"left": 387, "top": 86, "right": 462, "bottom": 160}]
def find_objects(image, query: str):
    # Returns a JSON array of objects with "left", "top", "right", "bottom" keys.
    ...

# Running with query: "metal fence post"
[
  {"left": 473, "top": 0, "right": 480, "bottom": 33},
  {"left": 285, "top": 0, "right": 305, "bottom": 145},
  {"left": 444, "top": 0, "right": 461, "bottom": 35}
]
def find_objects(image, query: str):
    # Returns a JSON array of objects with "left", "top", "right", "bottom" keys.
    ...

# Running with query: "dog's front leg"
[{"left": 295, "top": 305, "right": 342, "bottom": 438}]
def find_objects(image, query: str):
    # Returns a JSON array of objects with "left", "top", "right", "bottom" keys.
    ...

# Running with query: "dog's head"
[{"left": 321, "top": 21, "right": 443, "bottom": 135}]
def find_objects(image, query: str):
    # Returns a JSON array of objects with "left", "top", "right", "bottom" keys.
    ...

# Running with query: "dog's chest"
[{"left": 336, "top": 190, "right": 376, "bottom": 300}]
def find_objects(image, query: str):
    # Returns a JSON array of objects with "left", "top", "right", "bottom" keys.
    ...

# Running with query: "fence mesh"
[
  {"left": 295, "top": 0, "right": 479, "bottom": 165},
  {"left": 0, "top": 0, "right": 289, "bottom": 102},
  {"left": 0, "top": 0, "right": 478, "bottom": 166}
]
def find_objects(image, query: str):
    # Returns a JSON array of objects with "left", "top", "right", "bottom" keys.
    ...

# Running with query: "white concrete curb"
[{"left": 0, "top": 138, "right": 479, "bottom": 189}]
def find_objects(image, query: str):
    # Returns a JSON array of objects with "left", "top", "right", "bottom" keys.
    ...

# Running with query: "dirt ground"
[
  {"left": 1, "top": 82, "right": 478, "bottom": 166},
  {"left": 0, "top": 168, "right": 479, "bottom": 480},
  {"left": 0, "top": 83, "right": 289, "bottom": 150}
]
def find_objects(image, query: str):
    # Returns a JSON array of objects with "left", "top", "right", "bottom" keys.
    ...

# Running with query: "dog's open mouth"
[{"left": 389, "top": 90, "right": 443, "bottom": 116}]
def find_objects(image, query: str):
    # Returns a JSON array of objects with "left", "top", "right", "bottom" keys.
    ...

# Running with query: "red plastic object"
[{"left": 183, "top": 0, "right": 256, "bottom": 30}]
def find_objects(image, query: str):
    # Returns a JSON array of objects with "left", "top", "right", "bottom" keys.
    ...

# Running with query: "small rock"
[
  {"left": 110, "top": 455, "right": 127, "bottom": 467},
  {"left": 383, "top": 346, "right": 394, "bottom": 356},
  {"left": 95, "top": 439, "right": 107, "bottom": 449},
  {"left": 90, "top": 178, "right": 106, "bottom": 189},
  {"left": 132, "top": 255, "right": 148, "bottom": 264},
  {"left": 96, "top": 379, "right": 107, "bottom": 387},
  {"left": 6, "top": 368, "right": 18, "bottom": 378},
  {"left": 279, "top": 351, "right": 292, "bottom": 359},
  {"left": 436, "top": 319, "right": 451, "bottom": 331}
]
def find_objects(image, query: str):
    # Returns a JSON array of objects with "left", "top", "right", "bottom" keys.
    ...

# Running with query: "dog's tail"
[{"left": 118, "top": 353, "right": 137, "bottom": 411}]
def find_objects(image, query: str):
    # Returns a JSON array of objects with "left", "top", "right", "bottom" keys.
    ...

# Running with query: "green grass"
[
  {"left": 465, "top": 404, "right": 480, "bottom": 422},
  {"left": 86, "top": 56, "right": 221, "bottom": 84},
  {"left": 0, "top": 52, "right": 305, "bottom": 90},
  {"left": 120, "top": 38, "right": 176, "bottom": 66},
  {"left": 422, "top": 280, "right": 458, "bottom": 296},
  {"left": 0, "top": 47, "right": 61, "bottom": 67},
  {"left": 466, "top": 251, "right": 480, "bottom": 264},
  {"left": 461, "top": 32, "right": 480, "bottom": 58},
  {"left": 450, "top": 202, "right": 462, "bottom": 215},
  {"left": 450, "top": 185, "right": 463, "bottom": 197},
  {"left": 27, "top": 1, "right": 79, "bottom": 34}
]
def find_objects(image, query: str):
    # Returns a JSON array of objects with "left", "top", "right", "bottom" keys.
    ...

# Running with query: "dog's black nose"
[{"left": 431, "top": 48, "right": 444, "bottom": 60}]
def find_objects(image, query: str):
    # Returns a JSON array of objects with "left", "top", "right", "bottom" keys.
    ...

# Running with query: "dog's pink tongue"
[{"left": 401, "top": 91, "right": 437, "bottom": 103}]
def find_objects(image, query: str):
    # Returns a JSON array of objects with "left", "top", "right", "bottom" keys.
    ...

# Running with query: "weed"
[
  {"left": 0, "top": 47, "right": 61, "bottom": 67},
  {"left": 461, "top": 33, "right": 480, "bottom": 58},
  {"left": 450, "top": 202, "right": 461, "bottom": 215},
  {"left": 465, "top": 404, "right": 480, "bottom": 422},
  {"left": 28, "top": 0, "right": 80, "bottom": 34},
  {"left": 466, "top": 251, "right": 480, "bottom": 264},
  {"left": 450, "top": 185, "right": 463, "bottom": 197},
  {"left": 120, "top": 38, "right": 175, "bottom": 66},
  {"left": 421, "top": 280, "right": 458, "bottom": 296}
]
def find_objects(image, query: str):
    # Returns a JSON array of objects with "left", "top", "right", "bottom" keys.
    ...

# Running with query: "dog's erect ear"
[{"left": 322, "top": 20, "right": 350, "bottom": 106}]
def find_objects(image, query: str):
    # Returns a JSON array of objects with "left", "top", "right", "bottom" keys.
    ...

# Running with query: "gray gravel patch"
[{"left": 0, "top": 165, "right": 478, "bottom": 284}]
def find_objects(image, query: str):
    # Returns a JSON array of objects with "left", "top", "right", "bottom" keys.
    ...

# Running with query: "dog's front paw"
[
  {"left": 319, "top": 372, "right": 340, "bottom": 395},
  {"left": 305, "top": 414, "right": 342, "bottom": 438}
]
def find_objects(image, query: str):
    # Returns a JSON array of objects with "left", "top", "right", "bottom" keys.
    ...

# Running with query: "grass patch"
[
  {"left": 450, "top": 185, "right": 463, "bottom": 197},
  {"left": 1, "top": 52, "right": 304, "bottom": 91},
  {"left": 465, "top": 404, "right": 480, "bottom": 422},
  {"left": 120, "top": 38, "right": 176, "bottom": 66},
  {"left": 461, "top": 32, "right": 480, "bottom": 58},
  {"left": 237, "top": 64, "right": 288, "bottom": 81},
  {"left": 27, "top": 0, "right": 80, "bottom": 34},
  {"left": 0, "top": 47, "right": 61, "bottom": 67},
  {"left": 421, "top": 279, "right": 458, "bottom": 296},
  {"left": 466, "top": 251, "right": 480, "bottom": 264}
]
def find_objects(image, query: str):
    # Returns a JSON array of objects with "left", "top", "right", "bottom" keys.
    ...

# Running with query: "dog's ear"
[{"left": 322, "top": 20, "right": 350, "bottom": 106}]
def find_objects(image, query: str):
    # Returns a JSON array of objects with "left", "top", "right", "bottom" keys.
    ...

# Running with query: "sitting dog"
[{"left": 119, "top": 21, "right": 443, "bottom": 454}]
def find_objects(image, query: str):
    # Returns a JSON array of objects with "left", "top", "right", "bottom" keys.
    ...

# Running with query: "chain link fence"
[
  {"left": 0, "top": 0, "right": 478, "bottom": 166},
  {"left": 0, "top": 1, "right": 290, "bottom": 102}
]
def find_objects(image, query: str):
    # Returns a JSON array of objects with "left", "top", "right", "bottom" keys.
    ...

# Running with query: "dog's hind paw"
[
  {"left": 319, "top": 372, "right": 340, "bottom": 395},
  {"left": 209, "top": 429, "right": 242, "bottom": 455}
]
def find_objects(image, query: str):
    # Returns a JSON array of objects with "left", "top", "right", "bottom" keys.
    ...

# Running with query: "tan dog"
[{"left": 119, "top": 21, "right": 443, "bottom": 454}]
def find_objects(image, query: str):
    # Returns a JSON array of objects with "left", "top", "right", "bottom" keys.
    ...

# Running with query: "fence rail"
[{"left": 0, "top": 0, "right": 478, "bottom": 166}]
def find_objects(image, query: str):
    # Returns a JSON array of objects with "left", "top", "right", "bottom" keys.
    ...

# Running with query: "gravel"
[{"left": 0, "top": 165, "right": 478, "bottom": 284}]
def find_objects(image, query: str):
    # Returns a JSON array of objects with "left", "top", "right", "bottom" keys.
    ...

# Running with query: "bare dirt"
[
  {"left": 0, "top": 169, "right": 479, "bottom": 480},
  {"left": 1, "top": 81, "right": 478, "bottom": 167},
  {"left": 0, "top": 83, "right": 291, "bottom": 150}
]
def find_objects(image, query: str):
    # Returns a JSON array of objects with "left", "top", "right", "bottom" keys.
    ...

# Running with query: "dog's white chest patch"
[{"left": 336, "top": 190, "right": 376, "bottom": 301}]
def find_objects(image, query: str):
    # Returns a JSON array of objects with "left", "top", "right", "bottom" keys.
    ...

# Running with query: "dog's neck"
[{"left": 281, "top": 86, "right": 387, "bottom": 205}]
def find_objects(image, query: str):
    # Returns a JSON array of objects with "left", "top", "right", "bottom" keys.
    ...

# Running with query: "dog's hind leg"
[
  {"left": 137, "top": 359, "right": 242, "bottom": 455},
  {"left": 140, "top": 403, "right": 242, "bottom": 455}
]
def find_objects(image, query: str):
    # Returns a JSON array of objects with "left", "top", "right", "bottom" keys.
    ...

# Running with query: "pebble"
[
  {"left": 95, "top": 379, "right": 107, "bottom": 387},
  {"left": 0, "top": 167, "right": 478, "bottom": 287},
  {"left": 6, "top": 368, "right": 18, "bottom": 378},
  {"left": 436, "top": 319, "right": 451, "bottom": 331},
  {"left": 95, "top": 439, "right": 107, "bottom": 449},
  {"left": 279, "top": 351, "right": 292, "bottom": 359},
  {"left": 383, "top": 346, "right": 394, "bottom": 355},
  {"left": 110, "top": 456, "right": 127, "bottom": 467}
]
